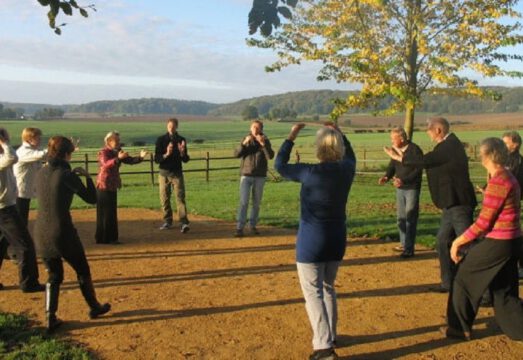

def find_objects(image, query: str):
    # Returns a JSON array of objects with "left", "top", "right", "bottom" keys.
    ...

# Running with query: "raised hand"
[{"left": 288, "top": 123, "right": 306, "bottom": 141}]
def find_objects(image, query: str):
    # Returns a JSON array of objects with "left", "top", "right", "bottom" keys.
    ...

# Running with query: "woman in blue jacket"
[{"left": 275, "top": 123, "right": 356, "bottom": 360}]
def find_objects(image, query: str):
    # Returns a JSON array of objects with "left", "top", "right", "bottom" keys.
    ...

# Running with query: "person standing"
[
  {"left": 501, "top": 131, "right": 523, "bottom": 279},
  {"left": 384, "top": 117, "right": 477, "bottom": 293},
  {"left": 275, "top": 123, "right": 356, "bottom": 360},
  {"left": 378, "top": 127, "right": 423, "bottom": 258},
  {"left": 154, "top": 118, "right": 190, "bottom": 233},
  {"left": 14, "top": 127, "right": 47, "bottom": 228},
  {"left": 234, "top": 120, "right": 274, "bottom": 237},
  {"left": 0, "top": 128, "right": 44, "bottom": 293},
  {"left": 96, "top": 131, "right": 147, "bottom": 244},
  {"left": 34, "top": 136, "right": 110, "bottom": 332},
  {"left": 442, "top": 137, "right": 523, "bottom": 341}
]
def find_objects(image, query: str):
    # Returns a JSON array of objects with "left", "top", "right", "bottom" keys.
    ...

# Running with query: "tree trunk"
[{"left": 404, "top": 100, "right": 415, "bottom": 140}]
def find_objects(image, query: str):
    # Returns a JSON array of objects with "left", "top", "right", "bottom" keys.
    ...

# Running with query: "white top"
[
  {"left": 14, "top": 142, "right": 47, "bottom": 199},
  {"left": 0, "top": 143, "right": 18, "bottom": 208}
]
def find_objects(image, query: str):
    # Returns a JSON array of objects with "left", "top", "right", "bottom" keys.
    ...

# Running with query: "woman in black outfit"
[{"left": 34, "top": 136, "right": 111, "bottom": 332}]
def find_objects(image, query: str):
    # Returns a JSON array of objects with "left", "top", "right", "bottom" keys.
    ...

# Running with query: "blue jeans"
[
  {"left": 437, "top": 205, "right": 474, "bottom": 290},
  {"left": 396, "top": 188, "right": 420, "bottom": 254},
  {"left": 236, "top": 176, "right": 266, "bottom": 230},
  {"left": 296, "top": 261, "right": 340, "bottom": 350}
]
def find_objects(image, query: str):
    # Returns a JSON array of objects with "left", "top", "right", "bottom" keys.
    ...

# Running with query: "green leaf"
[
  {"left": 69, "top": 0, "right": 79, "bottom": 8},
  {"left": 60, "top": 2, "right": 73, "bottom": 16},
  {"left": 79, "top": 8, "right": 88, "bottom": 17},
  {"left": 285, "top": 0, "right": 298, "bottom": 7},
  {"left": 278, "top": 6, "right": 293, "bottom": 20},
  {"left": 54, "top": 27, "right": 62, "bottom": 35},
  {"left": 37, "top": 0, "right": 51, "bottom": 5}
]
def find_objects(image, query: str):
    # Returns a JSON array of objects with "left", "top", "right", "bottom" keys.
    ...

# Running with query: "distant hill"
[{"left": 1, "top": 87, "right": 522, "bottom": 118}]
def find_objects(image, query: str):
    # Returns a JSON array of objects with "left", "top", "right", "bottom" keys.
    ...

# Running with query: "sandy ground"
[{"left": 1, "top": 208, "right": 523, "bottom": 359}]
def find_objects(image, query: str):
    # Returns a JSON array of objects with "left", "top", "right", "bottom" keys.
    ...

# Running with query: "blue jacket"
[{"left": 275, "top": 136, "right": 356, "bottom": 262}]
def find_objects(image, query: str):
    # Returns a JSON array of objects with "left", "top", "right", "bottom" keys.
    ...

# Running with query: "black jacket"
[
  {"left": 404, "top": 133, "right": 477, "bottom": 209},
  {"left": 234, "top": 136, "right": 274, "bottom": 177},
  {"left": 384, "top": 141, "right": 423, "bottom": 190},
  {"left": 34, "top": 159, "right": 97, "bottom": 258},
  {"left": 506, "top": 151, "right": 523, "bottom": 199},
  {"left": 154, "top": 132, "right": 190, "bottom": 175}
]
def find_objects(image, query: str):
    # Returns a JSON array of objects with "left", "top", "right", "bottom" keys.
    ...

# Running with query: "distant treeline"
[{"left": 1, "top": 87, "right": 522, "bottom": 118}]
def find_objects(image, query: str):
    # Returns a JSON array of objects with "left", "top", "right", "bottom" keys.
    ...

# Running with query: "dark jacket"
[
  {"left": 384, "top": 141, "right": 423, "bottom": 190},
  {"left": 234, "top": 136, "right": 275, "bottom": 177},
  {"left": 506, "top": 151, "right": 523, "bottom": 200},
  {"left": 275, "top": 136, "right": 356, "bottom": 263},
  {"left": 34, "top": 159, "right": 97, "bottom": 258},
  {"left": 404, "top": 133, "right": 477, "bottom": 209},
  {"left": 154, "top": 132, "right": 190, "bottom": 175}
]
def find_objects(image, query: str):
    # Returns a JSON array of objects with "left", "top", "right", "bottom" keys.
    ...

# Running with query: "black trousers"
[
  {"left": 16, "top": 197, "right": 31, "bottom": 229},
  {"left": 95, "top": 190, "right": 118, "bottom": 244},
  {"left": 42, "top": 248, "right": 91, "bottom": 286},
  {"left": 0, "top": 205, "right": 40, "bottom": 289},
  {"left": 447, "top": 237, "right": 523, "bottom": 340}
]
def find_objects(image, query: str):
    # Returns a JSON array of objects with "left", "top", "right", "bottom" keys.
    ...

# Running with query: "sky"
[{"left": 0, "top": 0, "right": 522, "bottom": 105}]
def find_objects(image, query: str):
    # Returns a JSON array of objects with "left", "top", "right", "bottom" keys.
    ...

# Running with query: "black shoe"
[
  {"left": 309, "top": 348, "right": 338, "bottom": 360},
  {"left": 181, "top": 224, "right": 190, "bottom": 233},
  {"left": 250, "top": 227, "right": 260, "bottom": 235},
  {"left": 109, "top": 240, "right": 123, "bottom": 245},
  {"left": 22, "top": 283, "right": 45, "bottom": 293},
  {"left": 46, "top": 314, "right": 63, "bottom": 333},
  {"left": 234, "top": 229, "right": 244, "bottom": 238},
  {"left": 440, "top": 326, "right": 471, "bottom": 341},
  {"left": 0, "top": 283, "right": 3, "bottom": 290},
  {"left": 89, "top": 303, "right": 111, "bottom": 319},
  {"left": 400, "top": 251, "right": 414, "bottom": 258}
]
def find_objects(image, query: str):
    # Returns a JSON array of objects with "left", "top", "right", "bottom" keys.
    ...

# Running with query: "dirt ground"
[{"left": 1, "top": 208, "right": 523, "bottom": 359}]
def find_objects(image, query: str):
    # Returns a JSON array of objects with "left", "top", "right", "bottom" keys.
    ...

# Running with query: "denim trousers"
[
  {"left": 437, "top": 205, "right": 473, "bottom": 290},
  {"left": 395, "top": 188, "right": 420, "bottom": 253},
  {"left": 236, "top": 176, "right": 266, "bottom": 230},
  {"left": 296, "top": 261, "right": 340, "bottom": 350}
]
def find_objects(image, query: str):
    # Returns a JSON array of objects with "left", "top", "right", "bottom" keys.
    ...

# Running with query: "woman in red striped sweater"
[{"left": 442, "top": 137, "right": 523, "bottom": 341}]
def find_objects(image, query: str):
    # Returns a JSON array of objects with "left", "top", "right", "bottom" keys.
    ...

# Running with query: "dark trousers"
[
  {"left": 0, "top": 205, "right": 40, "bottom": 289},
  {"left": 16, "top": 197, "right": 31, "bottom": 229},
  {"left": 95, "top": 190, "right": 118, "bottom": 244},
  {"left": 447, "top": 237, "right": 523, "bottom": 340},
  {"left": 436, "top": 205, "right": 474, "bottom": 290},
  {"left": 42, "top": 249, "right": 91, "bottom": 286}
]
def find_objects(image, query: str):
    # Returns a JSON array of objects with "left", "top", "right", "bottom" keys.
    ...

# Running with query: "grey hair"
[
  {"left": 315, "top": 127, "right": 345, "bottom": 162},
  {"left": 104, "top": 131, "right": 120, "bottom": 144},
  {"left": 502, "top": 131, "right": 522, "bottom": 150},
  {"left": 480, "top": 137, "right": 508, "bottom": 166},
  {"left": 390, "top": 126, "right": 407, "bottom": 141},
  {"left": 427, "top": 117, "right": 450, "bottom": 135}
]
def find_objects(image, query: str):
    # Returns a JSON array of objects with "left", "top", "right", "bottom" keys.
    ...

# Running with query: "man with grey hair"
[
  {"left": 379, "top": 127, "right": 423, "bottom": 258},
  {"left": 385, "top": 117, "right": 477, "bottom": 292},
  {"left": 501, "top": 130, "right": 523, "bottom": 279}
]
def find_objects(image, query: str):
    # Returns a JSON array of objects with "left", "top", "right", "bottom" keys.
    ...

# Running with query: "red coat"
[{"left": 96, "top": 147, "right": 142, "bottom": 191}]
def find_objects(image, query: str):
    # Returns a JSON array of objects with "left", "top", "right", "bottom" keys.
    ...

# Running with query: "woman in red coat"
[{"left": 96, "top": 131, "right": 147, "bottom": 244}]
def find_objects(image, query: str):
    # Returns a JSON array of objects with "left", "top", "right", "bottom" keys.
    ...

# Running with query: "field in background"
[{"left": 1, "top": 114, "right": 522, "bottom": 248}]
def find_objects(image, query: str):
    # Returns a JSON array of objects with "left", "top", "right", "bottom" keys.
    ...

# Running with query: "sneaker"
[
  {"left": 393, "top": 245, "right": 404, "bottom": 252},
  {"left": 234, "top": 229, "right": 244, "bottom": 238},
  {"left": 440, "top": 326, "right": 471, "bottom": 341},
  {"left": 309, "top": 348, "right": 338, "bottom": 360},
  {"left": 159, "top": 222, "right": 172, "bottom": 230},
  {"left": 250, "top": 227, "right": 260, "bottom": 235},
  {"left": 181, "top": 224, "right": 190, "bottom": 233}
]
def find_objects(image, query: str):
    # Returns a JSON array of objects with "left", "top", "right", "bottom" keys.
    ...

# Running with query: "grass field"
[{"left": 1, "top": 118, "right": 521, "bottom": 249}]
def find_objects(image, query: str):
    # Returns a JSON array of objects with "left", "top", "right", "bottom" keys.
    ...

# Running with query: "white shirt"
[
  {"left": 0, "top": 143, "right": 18, "bottom": 208},
  {"left": 14, "top": 142, "right": 47, "bottom": 199}
]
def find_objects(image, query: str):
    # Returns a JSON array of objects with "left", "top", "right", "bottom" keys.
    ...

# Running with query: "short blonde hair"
[
  {"left": 21, "top": 128, "right": 42, "bottom": 143},
  {"left": 480, "top": 137, "right": 508, "bottom": 166},
  {"left": 104, "top": 131, "right": 120, "bottom": 144},
  {"left": 315, "top": 127, "right": 345, "bottom": 162}
]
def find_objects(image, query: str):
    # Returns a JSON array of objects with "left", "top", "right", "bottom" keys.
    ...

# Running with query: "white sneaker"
[
  {"left": 181, "top": 224, "right": 190, "bottom": 233},
  {"left": 159, "top": 223, "right": 172, "bottom": 230}
]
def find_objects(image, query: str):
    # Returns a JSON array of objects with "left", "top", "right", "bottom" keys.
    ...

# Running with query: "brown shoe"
[{"left": 440, "top": 326, "right": 471, "bottom": 341}]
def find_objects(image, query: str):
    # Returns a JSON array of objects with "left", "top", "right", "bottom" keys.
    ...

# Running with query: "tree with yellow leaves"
[{"left": 248, "top": 0, "right": 523, "bottom": 138}]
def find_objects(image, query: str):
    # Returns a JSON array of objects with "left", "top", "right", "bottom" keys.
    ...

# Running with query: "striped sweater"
[{"left": 463, "top": 168, "right": 521, "bottom": 242}]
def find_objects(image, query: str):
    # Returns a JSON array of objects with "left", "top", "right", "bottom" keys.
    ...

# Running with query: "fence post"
[
  {"left": 84, "top": 153, "right": 89, "bottom": 173},
  {"left": 149, "top": 153, "right": 155, "bottom": 186},
  {"left": 206, "top": 152, "right": 210, "bottom": 182},
  {"left": 363, "top": 148, "right": 367, "bottom": 171}
]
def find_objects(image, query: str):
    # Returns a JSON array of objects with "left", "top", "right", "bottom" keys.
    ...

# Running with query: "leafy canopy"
[{"left": 248, "top": 0, "right": 523, "bottom": 133}]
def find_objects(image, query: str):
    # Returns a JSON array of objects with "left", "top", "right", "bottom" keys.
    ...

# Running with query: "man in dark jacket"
[
  {"left": 234, "top": 120, "right": 274, "bottom": 237},
  {"left": 154, "top": 118, "right": 190, "bottom": 233},
  {"left": 379, "top": 127, "right": 423, "bottom": 258},
  {"left": 385, "top": 117, "right": 477, "bottom": 292},
  {"left": 502, "top": 131, "right": 523, "bottom": 279}
]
